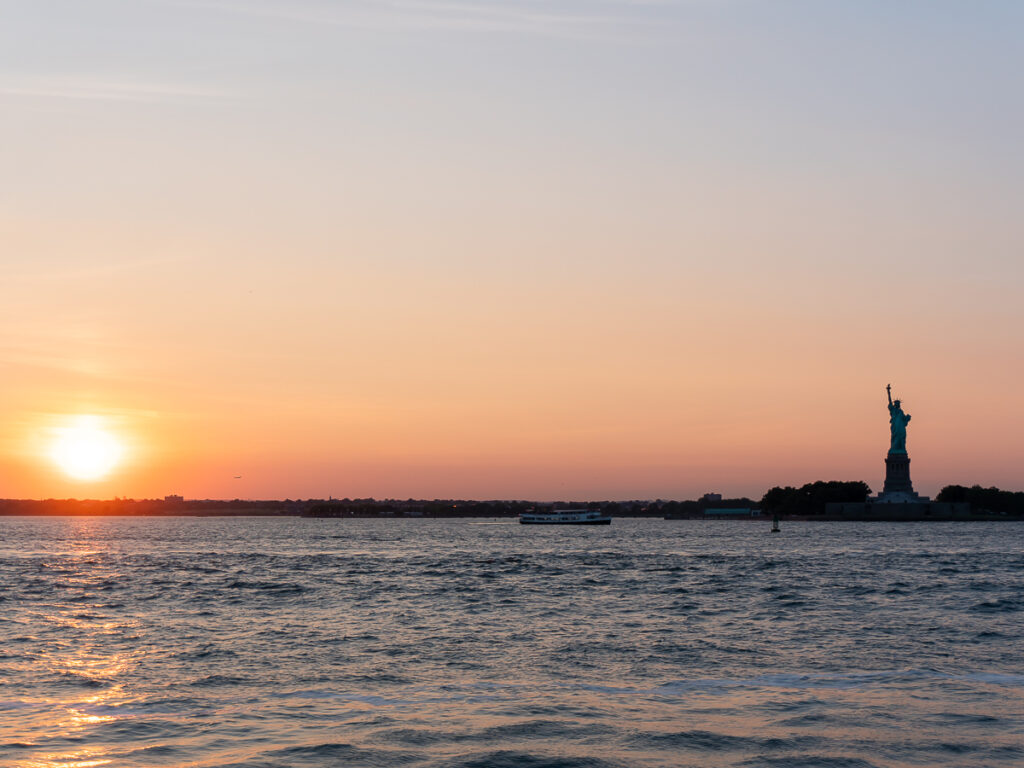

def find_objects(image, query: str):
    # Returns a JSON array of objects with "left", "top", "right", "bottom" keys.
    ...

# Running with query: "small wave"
[
  {"left": 930, "top": 711, "right": 1000, "bottom": 724},
  {"left": 450, "top": 751, "right": 621, "bottom": 768},
  {"left": 627, "top": 730, "right": 755, "bottom": 751},
  {"left": 75, "top": 703, "right": 183, "bottom": 718},
  {"left": 1, "top": 742, "right": 35, "bottom": 750},
  {"left": 583, "top": 669, "right": 1024, "bottom": 695},
  {"left": 843, "top": 586, "right": 877, "bottom": 596},
  {"left": 737, "top": 758, "right": 880, "bottom": 768},
  {"left": 959, "top": 672, "right": 1024, "bottom": 686},
  {"left": 374, "top": 727, "right": 447, "bottom": 746},
  {"left": 190, "top": 674, "right": 250, "bottom": 686},
  {"left": 98, "top": 718, "right": 186, "bottom": 741},
  {"left": 272, "top": 686, "right": 506, "bottom": 707},
  {"left": 55, "top": 672, "right": 108, "bottom": 688},
  {"left": 969, "top": 580, "right": 1006, "bottom": 592},
  {"left": 173, "top": 645, "right": 238, "bottom": 660},
  {"left": 226, "top": 580, "right": 308, "bottom": 593},
  {"left": 970, "top": 598, "right": 1022, "bottom": 613},
  {"left": 773, "top": 713, "right": 835, "bottom": 727},
  {"left": 481, "top": 721, "right": 616, "bottom": 741},
  {"left": 123, "top": 744, "right": 180, "bottom": 758},
  {"left": 267, "top": 741, "right": 417, "bottom": 766},
  {"left": 274, "top": 690, "right": 408, "bottom": 706},
  {"left": 0, "top": 701, "right": 33, "bottom": 711}
]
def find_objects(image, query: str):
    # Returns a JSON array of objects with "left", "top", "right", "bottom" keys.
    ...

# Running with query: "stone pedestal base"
[
  {"left": 883, "top": 452, "right": 913, "bottom": 495},
  {"left": 877, "top": 451, "right": 926, "bottom": 503}
]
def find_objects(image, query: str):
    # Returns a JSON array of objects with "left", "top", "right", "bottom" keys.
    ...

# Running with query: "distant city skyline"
[{"left": 2, "top": 1, "right": 1022, "bottom": 500}]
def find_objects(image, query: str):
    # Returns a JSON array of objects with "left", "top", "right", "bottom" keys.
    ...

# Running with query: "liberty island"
[{"left": 827, "top": 384, "right": 970, "bottom": 519}]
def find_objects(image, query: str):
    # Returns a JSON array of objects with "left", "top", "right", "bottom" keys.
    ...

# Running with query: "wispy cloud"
[
  {"left": 0, "top": 75, "right": 232, "bottom": 104},
  {"left": 0, "top": 255, "right": 195, "bottom": 283},
  {"left": 0, "top": 324, "right": 123, "bottom": 379},
  {"left": 154, "top": 0, "right": 665, "bottom": 38}
]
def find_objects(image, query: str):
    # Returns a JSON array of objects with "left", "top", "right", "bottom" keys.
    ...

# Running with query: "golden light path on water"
[{"left": 12, "top": 521, "right": 135, "bottom": 768}]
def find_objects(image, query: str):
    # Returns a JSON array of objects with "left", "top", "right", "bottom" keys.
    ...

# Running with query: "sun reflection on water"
[
  {"left": 9, "top": 523, "right": 137, "bottom": 768},
  {"left": 10, "top": 662, "right": 130, "bottom": 768},
  {"left": 19, "top": 750, "right": 114, "bottom": 768}
]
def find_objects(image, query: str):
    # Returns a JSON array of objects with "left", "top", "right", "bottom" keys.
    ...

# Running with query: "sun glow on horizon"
[{"left": 48, "top": 416, "right": 124, "bottom": 481}]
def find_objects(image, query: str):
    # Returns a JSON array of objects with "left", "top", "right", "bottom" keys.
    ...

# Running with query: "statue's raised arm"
[{"left": 886, "top": 383, "right": 893, "bottom": 407}]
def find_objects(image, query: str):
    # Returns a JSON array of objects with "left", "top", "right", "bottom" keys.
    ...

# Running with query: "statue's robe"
[{"left": 888, "top": 404, "right": 910, "bottom": 453}]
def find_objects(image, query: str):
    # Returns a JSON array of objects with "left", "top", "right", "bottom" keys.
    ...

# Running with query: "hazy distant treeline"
[
  {"left": 303, "top": 499, "right": 759, "bottom": 518},
  {"left": 3, "top": 484, "right": 1022, "bottom": 517},
  {"left": 0, "top": 498, "right": 300, "bottom": 516},
  {"left": 0, "top": 497, "right": 756, "bottom": 517}
]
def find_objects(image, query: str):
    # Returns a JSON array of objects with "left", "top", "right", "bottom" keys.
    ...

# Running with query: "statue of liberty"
[{"left": 886, "top": 383, "right": 911, "bottom": 453}]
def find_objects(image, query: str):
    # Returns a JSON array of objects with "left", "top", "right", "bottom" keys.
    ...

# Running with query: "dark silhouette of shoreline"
[{"left": 2, "top": 483, "right": 1022, "bottom": 519}]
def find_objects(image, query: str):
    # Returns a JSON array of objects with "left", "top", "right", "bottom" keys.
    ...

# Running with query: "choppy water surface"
[{"left": 1, "top": 518, "right": 1022, "bottom": 768}]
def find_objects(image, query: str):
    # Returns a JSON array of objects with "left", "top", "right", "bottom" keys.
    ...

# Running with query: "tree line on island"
[
  {"left": 2, "top": 483, "right": 1023, "bottom": 517},
  {"left": 755, "top": 482, "right": 1024, "bottom": 517}
]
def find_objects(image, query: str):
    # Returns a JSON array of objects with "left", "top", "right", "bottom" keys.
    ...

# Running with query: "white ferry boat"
[{"left": 519, "top": 509, "right": 611, "bottom": 525}]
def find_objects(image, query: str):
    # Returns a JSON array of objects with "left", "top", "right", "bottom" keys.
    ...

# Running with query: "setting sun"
[{"left": 49, "top": 416, "right": 124, "bottom": 481}]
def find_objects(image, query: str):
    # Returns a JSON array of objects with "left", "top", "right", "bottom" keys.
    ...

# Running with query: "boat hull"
[{"left": 520, "top": 518, "right": 611, "bottom": 525}]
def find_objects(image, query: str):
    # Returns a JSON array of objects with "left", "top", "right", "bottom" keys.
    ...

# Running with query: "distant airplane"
[{"left": 233, "top": 475, "right": 242, "bottom": 479}]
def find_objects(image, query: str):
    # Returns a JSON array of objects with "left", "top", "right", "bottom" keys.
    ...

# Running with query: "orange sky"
[{"left": 2, "top": 2, "right": 1022, "bottom": 500}]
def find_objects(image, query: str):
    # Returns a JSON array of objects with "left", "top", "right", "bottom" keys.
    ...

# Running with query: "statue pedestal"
[
  {"left": 883, "top": 452, "right": 913, "bottom": 494},
  {"left": 876, "top": 451, "right": 926, "bottom": 503}
]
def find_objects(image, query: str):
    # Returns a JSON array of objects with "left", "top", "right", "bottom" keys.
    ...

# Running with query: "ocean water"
[{"left": 1, "top": 517, "right": 1022, "bottom": 768}]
